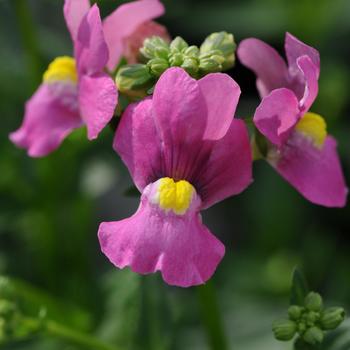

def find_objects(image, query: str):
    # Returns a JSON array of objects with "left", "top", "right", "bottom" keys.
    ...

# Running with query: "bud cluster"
[
  {"left": 273, "top": 292, "right": 346, "bottom": 346},
  {"left": 116, "top": 32, "right": 236, "bottom": 98}
]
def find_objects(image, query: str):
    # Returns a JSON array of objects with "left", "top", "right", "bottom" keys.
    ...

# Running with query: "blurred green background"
[{"left": 0, "top": 0, "right": 350, "bottom": 349}]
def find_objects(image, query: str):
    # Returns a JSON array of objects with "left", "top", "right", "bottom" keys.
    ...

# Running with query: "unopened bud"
[
  {"left": 169, "top": 52, "right": 183, "bottom": 66},
  {"left": 288, "top": 305, "right": 303, "bottom": 321},
  {"left": 199, "top": 58, "right": 222, "bottom": 73},
  {"left": 320, "top": 307, "right": 345, "bottom": 330},
  {"left": 184, "top": 45, "right": 199, "bottom": 57},
  {"left": 272, "top": 319, "right": 296, "bottom": 341},
  {"left": 140, "top": 36, "right": 169, "bottom": 60},
  {"left": 200, "top": 32, "right": 236, "bottom": 70},
  {"left": 181, "top": 57, "right": 199, "bottom": 75},
  {"left": 170, "top": 36, "right": 188, "bottom": 53},
  {"left": 303, "top": 326, "right": 324, "bottom": 345},
  {"left": 147, "top": 58, "right": 169, "bottom": 76},
  {"left": 306, "top": 311, "right": 320, "bottom": 327},
  {"left": 305, "top": 292, "right": 323, "bottom": 312}
]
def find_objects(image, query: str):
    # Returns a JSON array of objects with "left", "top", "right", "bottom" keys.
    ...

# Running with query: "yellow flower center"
[
  {"left": 295, "top": 112, "right": 327, "bottom": 148},
  {"left": 43, "top": 56, "right": 77, "bottom": 84},
  {"left": 157, "top": 177, "right": 195, "bottom": 215}
]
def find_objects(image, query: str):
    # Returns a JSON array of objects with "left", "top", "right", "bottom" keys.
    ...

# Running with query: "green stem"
[{"left": 197, "top": 281, "right": 228, "bottom": 350}]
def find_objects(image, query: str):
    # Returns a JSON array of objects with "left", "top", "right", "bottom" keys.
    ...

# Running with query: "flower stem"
[{"left": 197, "top": 281, "right": 228, "bottom": 350}]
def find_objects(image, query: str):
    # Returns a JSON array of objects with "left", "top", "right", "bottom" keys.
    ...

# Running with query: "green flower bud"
[
  {"left": 170, "top": 36, "right": 188, "bottom": 53},
  {"left": 115, "top": 64, "right": 154, "bottom": 97},
  {"left": 147, "top": 58, "right": 169, "bottom": 76},
  {"left": 298, "top": 321, "right": 307, "bottom": 334},
  {"left": 302, "top": 326, "right": 324, "bottom": 345},
  {"left": 181, "top": 57, "right": 199, "bottom": 75},
  {"left": 200, "top": 31, "right": 236, "bottom": 70},
  {"left": 305, "top": 292, "right": 323, "bottom": 312},
  {"left": 140, "top": 36, "right": 169, "bottom": 60},
  {"left": 199, "top": 58, "right": 222, "bottom": 73},
  {"left": 272, "top": 319, "right": 297, "bottom": 341},
  {"left": 288, "top": 305, "right": 304, "bottom": 321},
  {"left": 183, "top": 45, "right": 199, "bottom": 58},
  {"left": 169, "top": 52, "right": 183, "bottom": 66},
  {"left": 320, "top": 307, "right": 345, "bottom": 330}
]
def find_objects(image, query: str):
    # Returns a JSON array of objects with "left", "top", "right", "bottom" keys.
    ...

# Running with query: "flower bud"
[
  {"left": 147, "top": 58, "right": 169, "bottom": 76},
  {"left": 115, "top": 64, "right": 154, "bottom": 97},
  {"left": 169, "top": 52, "right": 183, "bottom": 66},
  {"left": 302, "top": 326, "right": 324, "bottom": 345},
  {"left": 306, "top": 311, "right": 320, "bottom": 327},
  {"left": 272, "top": 319, "right": 297, "bottom": 341},
  {"left": 170, "top": 37, "right": 188, "bottom": 53},
  {"left": 200, "top": 32, "right": 236, "bottom": 70},
  {"left": 140, "top": 36, "right": 169, "bottom": 60},
  {"left": 184, "top": 45, "right": 199, "bottom": 58},
  {"left": 181, "top": 57, "right": 199, "bottom": 75},
  {"left": 288, "top": 305, "right": 303, "bottom": 321},
  {"left": 199, "top": 58, "right": 222, "bottom": 73},
  {"left": 320, "top": 307, "right": 345, "bottom": 330},
  {"left": 305, "top": 292, "right": 323, "bottom": 312}
]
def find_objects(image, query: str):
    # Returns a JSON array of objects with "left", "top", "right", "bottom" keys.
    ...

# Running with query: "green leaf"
[{"left": 290, "top": 267, "right": 309, "bottom": 306}]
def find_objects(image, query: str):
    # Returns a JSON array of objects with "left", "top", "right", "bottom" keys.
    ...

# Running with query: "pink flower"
[
  {"left": 238, "top": 33, "right": 347, "bottom": 207},
  {"left": 98, "top": 68, "right": 252, "bottom": 287},
  {"left": 10, "top": 2, "right": 118, "bottom": 157},
  {"left": 103, "top": 0, "right": 169, "bottom": 70}
]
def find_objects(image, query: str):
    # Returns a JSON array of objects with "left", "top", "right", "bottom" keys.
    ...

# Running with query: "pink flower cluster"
[{"left": 10, "top": 0, "right": 347, "bottom": 287}]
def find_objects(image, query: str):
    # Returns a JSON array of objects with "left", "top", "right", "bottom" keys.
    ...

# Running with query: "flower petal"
[
  {"left": 152, "top": 67, "right": 208, "bottom": 179},
  {"left": 98, "top": 186, "right": 225, "bottom": 287},
  {"left": 285, "top": 32, "right": 320, "bottom": 78},
  {"left": 297, "top": 55, "right": 319, "bottom": 113},
  {"left": 103, "top": 0, "right": 165, "bottom": 71},
  {"left": 63, "top": 0, "right": 90, "bottom": 41},
  {"left": 75, "top": 4, "right": 109, "bottom": 75},
  {"left": 254, "top": 88, "right": 300, "bottom": 146},
  {"left": 237, "top": 38, "right": 288, "bottom": 97},
  {"left": 273, "top": 134, "right": 348, "bottom": 207},
  {"left": 114, "top": 98, "right": 163, "bottom": 191},
  {"left": 9, "top": 84, "right": 82, "bottom": 157},
  {"left": 78, "top": 73, "right": 118, "bottom": 140},
  {"left": 197, "top": 119, "right": 253, "bottom": 209},
  {"left": 198, "top": 73, "right": 240, "bottom": 141}
]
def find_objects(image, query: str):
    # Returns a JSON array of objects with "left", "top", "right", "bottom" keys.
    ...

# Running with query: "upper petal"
[
  {"left": 9, "top": 84, "right": 82, "bottom": 157},
  {"left": 98, "top": 183, "right": 225, "bottom": 287},
  {"left": 78, "top": 73, "right": 118, "bottom": 140},
  {"left": 253, "top": 88, "right": 300, "bottom": 146},
  {"left": 103, "top": 0, "right": 165, "bottom": 71},
  {"left": 273, "top": 134, "right": 348, "bottom": 207},
  {"left": 198, "top": 73, "right": 241, "bottom": 141},
  {"left": 63, "top": 0, "right": 90, "bottom": 41},
  {"left": 75, "top": 4, "right": 109, "bottom": 75},
  {"left": 197, "top": 119, "right": 253, "bottom": 209},
  {"left": 114, "top": 98, "right": 163, "bottom": 191},
  {"left": 285, "top": 32, "right": 320, "bottom": 78},
  {"left": 237, "top": 38, "right": 288, "bottom": 97}
]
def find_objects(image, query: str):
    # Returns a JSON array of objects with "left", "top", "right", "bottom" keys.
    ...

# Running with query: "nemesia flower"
[
  {"left": 103, "top": 0, "right": 169, "bottom": 69},
  {"left": 98, "top": 67, "right": 252, "bottom": 287},
  {"left": 10, "top": 1, "right": 117, "bottom": 157},
  {"left": 238, "top": 33, "right": 347, "bottom": 207}
]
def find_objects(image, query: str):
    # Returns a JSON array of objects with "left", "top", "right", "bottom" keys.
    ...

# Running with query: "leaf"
[{"left": 290, "top": 267, "right": 309, "bottom": 306}]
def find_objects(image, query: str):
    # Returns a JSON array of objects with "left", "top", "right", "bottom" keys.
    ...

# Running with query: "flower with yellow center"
[{"left": 43, "top": 56, "right": 77, "bottom": 84}]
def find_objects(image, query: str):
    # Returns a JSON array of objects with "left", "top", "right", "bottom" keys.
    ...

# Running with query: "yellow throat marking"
[
  {"left": 43, "top": 56, "right": 77, "bottom": 84},
  {"left": 295, "top": 112, "right": 327, "bottom": 148},
  {"left": 157, "top": 177, "right": 194, "bottom": 215}
]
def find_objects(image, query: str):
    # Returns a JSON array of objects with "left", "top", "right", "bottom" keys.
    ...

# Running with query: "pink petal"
[
  {"left": 114, "top": 98, "right": 163, "bottom": 191},
  {"left": 78, "top": 73, "right": 118, "bottom": 140},
  {"left": 285, "top": 32, "right": 320, "bottom": 78},
  {"left": 9, "top": 84, "right": 82, "bottom": 157},
  {"left": 197, "top": 119, "right": 253, "bottom": 209},
  {"left": 98, "top": 183, "right": 225, "bottom": 287},
  {"left": 274, "top": 134, "right": 348, "bottom": 207},
  {"left": 237, "top": 38, "right": 288, "bottom": 97},
  {"left": 63, "top": 0, "right": 90, "bottom": 41},
  {"left": 103, "top": 0, "right": 165, "bottom": 71},
  {"left": 152, "top": 67, "right": 208, "bottom": 179},
  {"left": 254, "top": 88, "right": 300, "bottom": 146},
  {"left": 75, "top": 4, "right": 109, "bottom": 75},
  {"left": 198, "top": 73, "right": 240, "bottom": 141},
  {"left": 297, "top": 55, "right": 319, "bottom": 113}
]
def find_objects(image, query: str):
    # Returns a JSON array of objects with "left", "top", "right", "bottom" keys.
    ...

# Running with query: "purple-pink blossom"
[
  {"left": 98, "top": 67, "right": 253, "bottom": 287},
  {"left": 238, "top": 33, "right": 347, "bottom": 207}
]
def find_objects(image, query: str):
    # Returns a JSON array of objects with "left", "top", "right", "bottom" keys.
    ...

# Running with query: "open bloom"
[
  {"left": 238, "top": 33, "right": 347, "bottom": 207},
  {"left": 98, "top": 67, "right": 252, "bottom": 287},
  {"left": 10, "top": 2, "right": 117, "bottom": 157},
  {"left": 103, "top": 0, "right": 169, "bottom": 69}
]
